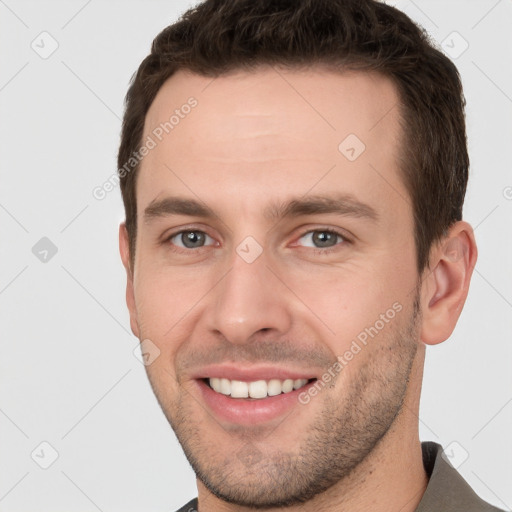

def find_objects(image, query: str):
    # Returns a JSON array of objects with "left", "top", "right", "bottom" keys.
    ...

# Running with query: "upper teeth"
[{"left": 208, "top": 378, "right": 308, "bottom": 399}]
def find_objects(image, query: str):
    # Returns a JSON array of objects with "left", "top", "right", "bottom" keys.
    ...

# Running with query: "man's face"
[{"left": 123, "top": 67, "right": 423, "bottom": 506}]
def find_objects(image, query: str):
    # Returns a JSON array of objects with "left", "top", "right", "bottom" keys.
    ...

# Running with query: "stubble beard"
[{"left": 147, "top": 292, "right": 421, "bottom": 508}]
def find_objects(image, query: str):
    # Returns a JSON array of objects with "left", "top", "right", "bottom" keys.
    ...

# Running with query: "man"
[{"left": 117, "top": 0, "right": 503, "bottom": 510}]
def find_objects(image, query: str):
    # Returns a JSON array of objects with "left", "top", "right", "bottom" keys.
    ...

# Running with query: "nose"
[{"left": 204, "top": 248, "right": 293, "bottom": 345}]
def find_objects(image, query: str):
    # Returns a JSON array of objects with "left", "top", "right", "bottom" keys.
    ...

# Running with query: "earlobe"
[
  {"left": 119, "top": 223, "right": 140, "bottom": 339},
  {"left": 420, "top": 221, "right": 478, "bottom": 345}
]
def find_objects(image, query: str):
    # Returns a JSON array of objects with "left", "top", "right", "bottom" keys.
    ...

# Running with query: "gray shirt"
[{"left": 175, "top": 441, "right": 505, "bottom": 511}]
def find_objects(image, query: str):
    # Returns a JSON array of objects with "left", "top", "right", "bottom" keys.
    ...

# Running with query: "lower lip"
[{"left": 195, "top": 379, "right": 316, "bottom": 425}]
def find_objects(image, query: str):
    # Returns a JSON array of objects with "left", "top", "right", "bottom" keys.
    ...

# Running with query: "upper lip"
[{"left": 190, "top": 364, "right": 317, "bottom": 382}]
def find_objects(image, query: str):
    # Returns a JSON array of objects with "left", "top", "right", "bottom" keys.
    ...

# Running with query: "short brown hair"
[{"left": 118, "top": 0, "right": 468, "bottom": 272}]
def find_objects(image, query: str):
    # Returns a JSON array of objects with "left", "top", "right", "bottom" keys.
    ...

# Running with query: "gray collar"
[{"left": 414, "top": 441, "right": 504, "bottom": 512}]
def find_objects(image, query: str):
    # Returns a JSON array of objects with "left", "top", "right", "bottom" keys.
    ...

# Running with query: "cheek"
[
  {"left": 133, "top": 267, "right": 214, "bottom": 345},
  {"left": 287, "top": 263, "right": 406, "bottom": 349},
  {"left": 133, "top": 272, "right": 178, "bottom": 340}
]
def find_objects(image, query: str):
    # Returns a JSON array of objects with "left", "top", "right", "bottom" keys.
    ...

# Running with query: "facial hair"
[{"left": 145, "top": 291, "right": 421, "bottom": 508}]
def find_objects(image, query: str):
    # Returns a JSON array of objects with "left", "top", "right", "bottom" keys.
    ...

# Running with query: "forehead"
[{"left": 138, "top": 66, "right": 409, "bottom": 227}]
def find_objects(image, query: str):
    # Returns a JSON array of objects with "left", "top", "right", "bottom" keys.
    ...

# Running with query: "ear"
[
  {"left": 119, "top": 222, "right": 140, "bottom": 339},
  {"left": 420, "top": 221, "right": 478, "bottom": 345}
]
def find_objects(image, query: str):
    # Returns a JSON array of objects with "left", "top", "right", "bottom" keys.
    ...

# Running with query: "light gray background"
[{"left": 0, "top": 0, "right": 511, "bottom": 510}]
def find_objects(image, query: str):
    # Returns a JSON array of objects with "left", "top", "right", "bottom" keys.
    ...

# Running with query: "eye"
[
  {"left": 296, "top": 229, "right": 348, "bottom": 251},
  {"left": 167, "top": 230, "right": 216, "bottom": 249}
]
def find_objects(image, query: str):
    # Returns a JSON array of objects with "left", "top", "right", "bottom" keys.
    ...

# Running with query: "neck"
[{"left": 198, "top": 346, "right": 428, "bottom": 512}]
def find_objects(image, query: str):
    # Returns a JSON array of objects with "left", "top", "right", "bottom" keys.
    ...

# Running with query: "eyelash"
[
  {"left": 294, "top": 228, "right": 351, "bottom": 255},
  {"left": 162, "top": 227, "right": 351, "bottom": 256}
]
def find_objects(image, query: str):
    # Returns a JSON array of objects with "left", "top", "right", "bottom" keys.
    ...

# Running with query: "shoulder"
[
  {"left": 416, "top": 441, "right": 506, "bottom": 512},
  {"left": 173, "top": 497, "right": 198, "bottom": 512}
]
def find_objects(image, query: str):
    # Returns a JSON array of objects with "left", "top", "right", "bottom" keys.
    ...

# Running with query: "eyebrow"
[
  {"left": 143, "top": 193, "right": 379, "bottom": 223},
  {"left": 143, "top": 197, "right": 214, "bottom": 222},
  {"left": 264, "top": 194, "right": 378, "bottom": 222}
]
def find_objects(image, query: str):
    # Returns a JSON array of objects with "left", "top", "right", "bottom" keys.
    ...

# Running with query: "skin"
[{"left": 119, "top": 66, "right": 477, "bottom": 511}]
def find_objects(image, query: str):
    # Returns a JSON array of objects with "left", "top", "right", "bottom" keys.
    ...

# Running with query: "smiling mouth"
[{"left": 204, "top": 377, "right": 316, "bottom": 399}]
